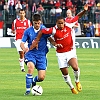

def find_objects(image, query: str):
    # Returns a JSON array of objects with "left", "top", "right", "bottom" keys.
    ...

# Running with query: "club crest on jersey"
[
  {"left": 61, "top": 28, "right": 67, "bottom": 32},
  {"left": 64, "top": 28, "right": 67, "bottom": 32},
  {"left": 45, "top": 28, "right": 50, "bottom": 31},
  {"left": 57, "top": 32, "right": 69, "bottom": 40}
]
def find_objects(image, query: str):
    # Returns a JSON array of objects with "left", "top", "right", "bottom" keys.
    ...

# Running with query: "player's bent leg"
[
  {"left": 62, "top": 74, "right": 78, "bottom": 94},
  {"left": 68, "top": 58, "right": 82, "bottom": 92},
  {"left": 63, "top": 75, "right": 78, "bottom": 94},
  {"left": 61, "top": 68, "right": 78, "bottom": 94},
  {"left": 38, "top": 70, "right": 46, "bottom": 81},
  {"left": 73, "top": 68, "right": 82, "bottom": 92},
  {"left": 68, "top": 58, "right": 78, "bottom": 71},
  {"left": 32, "top": 70, "right": 46, "bottom": 87}
]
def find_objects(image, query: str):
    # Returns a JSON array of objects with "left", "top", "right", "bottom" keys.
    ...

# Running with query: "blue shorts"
[{"left": 24, "top": 52, "right": 47, "bottom": 70}]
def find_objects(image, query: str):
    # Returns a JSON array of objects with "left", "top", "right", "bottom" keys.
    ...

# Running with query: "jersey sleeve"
[
  {"left": 41, "top": 24, "right": 46, "bottom": 29},
  {"left": 65, "top": 22, "right": 77, "bottom": 28},
  {"left": 41, "top": 28, "right": 53, "bottom": 34},
  {"left": 71, "top": 16, "right": 79, "bottom": 22},
  {"left": 11, "top": 21, "right": 15, "bottom": 31},
  {"left": 12, "top": 19, "right": 16, "bottom": 31},
  {"left": 28, "top": 20, "right": 32, "bottom": 27},
  {"left": 21, "top": 29, "right": 28, "bottom": 43},
  {"left": 75, "top": 22, "right": 78, "bottom": 26}
]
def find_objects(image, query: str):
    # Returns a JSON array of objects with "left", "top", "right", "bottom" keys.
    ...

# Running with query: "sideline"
[{"left": 0, "top": 37, "right": 100, "bottom": 48}]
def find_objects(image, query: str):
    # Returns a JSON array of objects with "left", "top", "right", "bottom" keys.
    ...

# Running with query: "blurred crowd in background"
[{"left": 0, "top": 0, "right": 100, "bottom": 37}]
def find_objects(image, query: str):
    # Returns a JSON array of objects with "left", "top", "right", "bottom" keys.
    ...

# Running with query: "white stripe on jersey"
[{"left": 52, "top": 27, "right": 56, "bottom": 36}]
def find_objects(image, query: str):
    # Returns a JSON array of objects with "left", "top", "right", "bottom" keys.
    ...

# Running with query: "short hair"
[
  {"left": 19, "top": 9, "right": 26, "bottom": 13},
  {"left": 32, "top": 14, "right": 42, "bottom": 21},
  {"left": 66, "top": 9, "right": 72, "bottom": 14},
  {"left": 56, "top": 16, "right": 64, "bottom": 22}
]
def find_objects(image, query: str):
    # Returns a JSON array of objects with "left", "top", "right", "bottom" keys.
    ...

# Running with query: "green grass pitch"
[{"left": 0, "top": 48, "right": 100, "bottom": 100}]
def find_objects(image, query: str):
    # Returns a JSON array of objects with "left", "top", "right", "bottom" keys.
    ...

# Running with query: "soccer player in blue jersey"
[{"left": 20, "top": 14, "right": 51, "bottom": 95}]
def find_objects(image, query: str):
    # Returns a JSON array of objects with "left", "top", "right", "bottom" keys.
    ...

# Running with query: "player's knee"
[
  {"left": 38, "top": 75, "right": 45, "bottom": 82},
  {"left": 27, "top": 66, "right": 34, "bottom": 74}
]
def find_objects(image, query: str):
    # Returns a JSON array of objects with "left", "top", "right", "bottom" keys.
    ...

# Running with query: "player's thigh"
[
  {"left": 66, "top": 49, "right": 77, "bottom": 62},
  {"left": 56, "top": 52, "right": 68, "bottom": 68},
  {"left": 36, "top": 56, "right": 47, "bottom": 70},
  {"left": 14, "top": 39, "right": 23, "bottom": 51},
  {"left": 14, "top": 39, "right": 28, "bottom": 52}
]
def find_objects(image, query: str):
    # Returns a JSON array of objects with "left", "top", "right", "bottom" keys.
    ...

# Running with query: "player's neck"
[
  {"left": 20, "top": 17, "right": 25, "bottom": 21},
  {"left": 68, "top": 16, "right": 72, "bottom": 18}
]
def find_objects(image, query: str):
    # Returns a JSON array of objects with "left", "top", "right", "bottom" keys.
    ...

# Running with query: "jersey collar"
[{"left": 33, "top": 26, "right": 40, "bottom": 33}]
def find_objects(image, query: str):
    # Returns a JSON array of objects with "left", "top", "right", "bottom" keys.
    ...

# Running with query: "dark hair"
[
  {"left": 19, "top": 9, "right": 26, "bottom": 13},
  {"left": 32, "top": 14, "right": 42, "bottom": 21},
  {"left": 56, "top": 16, "right": 64, "bottom": 22}
]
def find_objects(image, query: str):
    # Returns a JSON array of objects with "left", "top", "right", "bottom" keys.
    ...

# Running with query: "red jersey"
[
  {"left": 65, "top": 16, "right": 78, "bottom": 26},
  {"left": 12, "top": 18, "right": 31, "bottom": 40},
  {"left": 41, "top": 22, "right": 77, "bottom": 53}
]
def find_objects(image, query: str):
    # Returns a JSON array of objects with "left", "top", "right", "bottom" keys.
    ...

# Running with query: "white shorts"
[
  {"left": 13, "top": 39, "right": 28, "bottom": 52},
  {"left": 56, "top": 49, "right": 77, "bottom": 69}
]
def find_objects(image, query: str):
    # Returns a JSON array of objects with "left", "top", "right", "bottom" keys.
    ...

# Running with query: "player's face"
[
  {"left": 33, "top": 20, "right": 41, "bottom": 30},
  {"left": 67, "top": 11, "right": 72, "bottom": 18},
  {"left": 56, "top": 19, "right": 65, "bottom": 30},
  {"left": 19, "top": 11, "right": 25, "bottom": 19}
]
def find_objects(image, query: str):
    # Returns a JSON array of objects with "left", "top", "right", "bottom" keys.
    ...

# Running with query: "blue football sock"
[
  {"left": 26, "top": 74, "right": 33, "bottom": 92},
  {"left": 33, "top": 76, "right": 41, "bottom": 83}
]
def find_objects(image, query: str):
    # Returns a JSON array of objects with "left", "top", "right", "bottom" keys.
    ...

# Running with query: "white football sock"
[
  {"left": 19, "top": 58, "right": 24, "bottom": 70},
  {"left": 73, "top": 68, "right": 80, "bottom": 83},
  {"left": 63, "top": 74, "right": 74, "bottom": 89}
]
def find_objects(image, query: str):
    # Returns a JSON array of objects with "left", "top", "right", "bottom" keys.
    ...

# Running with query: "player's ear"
[
  {"left": 33, "top": 21, "right": 35, "bottom": 25},
  {"left": 40, "top": 20, "right": 42, "bottom": 24},
  {"left": 41, "top": 21, "right": 42, "bottom": 24}
]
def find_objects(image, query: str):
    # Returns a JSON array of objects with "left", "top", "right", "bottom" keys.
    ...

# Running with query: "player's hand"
[
  {"left": 29, "top": 40, "right": 39, "bottom": 50},
  {"left": 55, "top": 44, "right": 63, "bottom": 48},
  {"left": 84, "top": 4, "right": 88, "bottom": 11},
  {"left": 11, "top": 30, "right": 15, "bottom": 34},
  {"left": 23, "top": 47, "right": 29, "bottom": 54}
]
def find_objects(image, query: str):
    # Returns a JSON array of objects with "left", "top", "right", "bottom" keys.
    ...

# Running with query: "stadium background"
[
  {"left": 0, "top": 0, "right": 100, "bottom": 37},
  {"left": 0, "top": 0, "right": 100, "bottom": 48}
]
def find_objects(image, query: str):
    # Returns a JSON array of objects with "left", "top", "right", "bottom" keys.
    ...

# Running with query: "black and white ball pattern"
[{"left": 31, "top": 85, "right": 43, "bottom": 96}]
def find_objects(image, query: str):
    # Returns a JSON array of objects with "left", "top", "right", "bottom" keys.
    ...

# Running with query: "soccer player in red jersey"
[
  {"left": 65, "top": 9, "right": 79, "bottom": 33},
  {"left": 30, "top": 4, "right": 88, "bottom": 94},
  {"left": 12, "top": 9, "right": 31, "bottom": 72}
]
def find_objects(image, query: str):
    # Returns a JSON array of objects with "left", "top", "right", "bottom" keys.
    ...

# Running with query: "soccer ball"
[{"left": 31, "top": 85, "right": 43, "bottom": 96}]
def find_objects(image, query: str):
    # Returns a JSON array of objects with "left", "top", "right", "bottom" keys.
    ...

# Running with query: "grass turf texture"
[{"left": 0, "top": 48, "right": 100, "bottom": 100}]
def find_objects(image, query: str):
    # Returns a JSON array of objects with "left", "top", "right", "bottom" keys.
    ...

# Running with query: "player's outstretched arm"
[
  {"left": 77, "top": 4, "right": 88, "bottom": 18},
  {"left": 48, "top": 37, "right": 63, "bottom": 48},
  {"left": 48, "top": 37, "right": 57, "bottom": 46},
  {"left": 29, "top": 30, "right": 43, "bottom": 50},
  {"left": 30, "top": 28, "right": 53, "bottom": 50},
  {"left": 70, "top": 4, "right": 88, "bottom": 23}
]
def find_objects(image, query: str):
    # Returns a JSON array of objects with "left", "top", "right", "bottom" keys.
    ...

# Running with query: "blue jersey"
[
  {"left": 22, "top": 24, "right": 50, "bottom": 70},
  {"left": 22, "top": 25, "right": 50, "bottom": 56}
]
